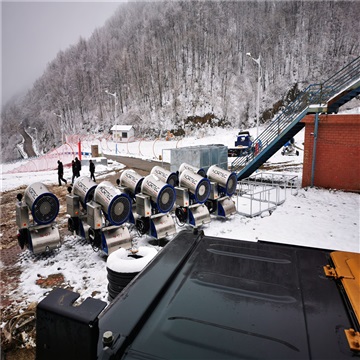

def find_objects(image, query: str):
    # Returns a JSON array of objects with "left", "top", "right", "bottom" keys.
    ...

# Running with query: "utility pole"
[{"left": 105, "top": 90, "right": 118, "bottom": 141}]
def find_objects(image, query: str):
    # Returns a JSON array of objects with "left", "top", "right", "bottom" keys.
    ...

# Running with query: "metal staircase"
[{"left": 232, "top": 56, "right": 360, "bottom": 180}]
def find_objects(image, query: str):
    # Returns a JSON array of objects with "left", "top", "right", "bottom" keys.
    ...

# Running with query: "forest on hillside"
[{"left": 1, "top": 0, "right": 359, "bottom": 162}]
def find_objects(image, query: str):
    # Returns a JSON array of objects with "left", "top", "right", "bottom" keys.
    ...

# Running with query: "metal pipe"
[{"left": 310, "top": 113, "right": 320, "bottom": 187}]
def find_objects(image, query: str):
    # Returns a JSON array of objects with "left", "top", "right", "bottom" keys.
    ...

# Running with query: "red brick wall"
[{"left": 302, "top": 114, "right": 360, "bottom": 191}]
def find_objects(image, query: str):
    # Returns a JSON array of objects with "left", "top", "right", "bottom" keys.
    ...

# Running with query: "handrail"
[{"left": 231, "top": 56, "right": 360, "bottom": 174}]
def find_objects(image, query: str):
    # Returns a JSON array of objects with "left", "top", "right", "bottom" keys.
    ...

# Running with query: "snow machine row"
[{"left": 15, "top": 162, "right": 238, "bottom": 255}]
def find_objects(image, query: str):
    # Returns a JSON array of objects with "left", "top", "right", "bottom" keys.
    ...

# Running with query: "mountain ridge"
[{"left": 1, "top": 1, "right": 359, "bottom": 162}]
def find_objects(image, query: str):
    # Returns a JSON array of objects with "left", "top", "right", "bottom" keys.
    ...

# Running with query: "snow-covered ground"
[
  {"left": 1, "top": 125, "right": 300, "bottom": 190},
  {"left": 1, "top": 126, "right": 359, "bottom": 309}
]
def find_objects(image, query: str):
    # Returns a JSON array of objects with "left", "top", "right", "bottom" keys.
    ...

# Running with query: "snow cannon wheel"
[
  {"left": 17, "top": 228, "right": 30, "bottom": 250},
  {"left": 135, "top": 217, "right": 150, "bottom": 235},
  {"left": 175, "top": 207, "right": 187, "bottom": 223},
  {"left": 68, "top": 217, "right": 79, "bottom": 233}
]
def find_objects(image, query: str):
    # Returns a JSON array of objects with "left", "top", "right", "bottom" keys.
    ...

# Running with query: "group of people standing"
[{"left": 57, "top": 157, "right": 96, "bottom": 186}]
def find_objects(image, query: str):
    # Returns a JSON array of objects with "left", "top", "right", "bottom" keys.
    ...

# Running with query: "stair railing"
[{"left": 231, "top": 56, "right": 360, "bottom": 174}]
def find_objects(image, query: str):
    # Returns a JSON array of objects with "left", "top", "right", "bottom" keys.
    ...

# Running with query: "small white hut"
[{"left": 110, "top": 125, "right": 135, "bottom": 142}]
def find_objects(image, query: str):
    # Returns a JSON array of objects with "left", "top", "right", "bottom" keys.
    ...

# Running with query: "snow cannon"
[
  {"left": 178, "top": 163, "right": 206, "bottom": 178},
  {"left": 134, "top": 174, "right": 177, "bottom": 240},
  {"left": 118, "top": 169, "right": 144, "bottom": 225},
  {"left": 16, "top": 183, "right": 61, "bottom": 254},
  {"left": 67, "top": 176, "right": 98, "bottom": 239},
  {"left": 205, "top": 165, "right": 237, "bottom": 219},
  {"left": 93, "top": 181, "right": 132, "bottom": 226},
  {"left": 23, "top": 182, "right": 59, "bottom": 225},
  {"left": 150, "top": 166, "right": 179, "bottom": 187},
  {"left": 87, "top": 181, "right": 132, "bottom": 256},
  {"left": 72, "top": 176, "right": 97, "bottom": 209},
  {"left": 207, "top": 165, "right": 237, "bottom": 197},
  {"left": 175, "top": 170, "right": 211, "bottom": 228},
  {"left": 141, "top": 174, "right": 176, "bottom": 214},
  {"left": 179, "top": 169, "right": 211, "bottom": 204},
  {"left": 119, "top": 169, "right": 144, "bottom": 198}
]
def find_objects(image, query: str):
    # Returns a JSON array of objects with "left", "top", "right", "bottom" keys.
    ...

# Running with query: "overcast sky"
[{"left": 1, "top": 1, "right": 121, "bottom": 107}]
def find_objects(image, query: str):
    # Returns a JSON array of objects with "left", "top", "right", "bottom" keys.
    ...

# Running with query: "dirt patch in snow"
[{"left": 0, "top": 184, "right": 71, "bottom": 359}]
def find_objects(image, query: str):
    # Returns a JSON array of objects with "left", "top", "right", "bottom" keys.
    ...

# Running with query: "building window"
[{"left": 122, "top": 132, "right": 128, "bottom": 138}]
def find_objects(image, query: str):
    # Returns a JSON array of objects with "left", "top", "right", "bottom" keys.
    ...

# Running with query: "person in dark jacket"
[
  {"left": 89, "top": 159, "right": 96, "bottom": 181},
  {"left": 57, "top": 160, "right": 67, "bottom": 186},
  {"left": 71, "top": 160, "right": 78, "bottom": 184},
  {"left": 75, "top": 157, "right": 81, "bottom": 177}
]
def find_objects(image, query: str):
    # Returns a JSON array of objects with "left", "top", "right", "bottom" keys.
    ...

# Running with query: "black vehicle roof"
[{"left": 98, "top": 230, "right": 358, "bottom": 359}]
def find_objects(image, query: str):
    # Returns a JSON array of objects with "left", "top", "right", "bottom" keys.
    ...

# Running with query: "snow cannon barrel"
[
  {"left": 178, "top": 163, "right": 206, "bottom": 178},
  {"left": 150, "top": 166, "right": 178, "bottom": 187},
  {"left": 73, "top": 176, "right": 97, "bottom": 209},
  {"left": 120, "top": 169, "right": 144, "bottom": 196},
  {"left": 207, "top": 165, "right": 237, "bottom": 196},
  {"left": 93, "top": 181, "right": 132, "bottom": 226},
  {"left": 179, "top": 169, "right": 211, "bottom": 204},
  {"left": 24, "top": 182, "right": 59, "bottom": 225},
  {"left": 141, "top": 174, "right": 176, "bottom": 213}
]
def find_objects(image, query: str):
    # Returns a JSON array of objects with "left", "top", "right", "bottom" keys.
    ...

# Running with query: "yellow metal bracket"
[
  {"left": 324, "top": 251, "right": 360, "bottom": 352},
  {"left": 344, "top": 329, "right": 360, "bottom": 352},
  {"left": 323, "top": 264, "right": 338, "bottom": 278},
  {"left": 323, "top": 252, "right": 357, "bottom": 280}
]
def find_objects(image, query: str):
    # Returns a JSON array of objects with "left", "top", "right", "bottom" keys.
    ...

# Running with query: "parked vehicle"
[
  {"left": 37, "top": 229, "right": 360, "bottom": 360},
  {"left": 228, "top": 131, "right": 253, "bottom": 157}
]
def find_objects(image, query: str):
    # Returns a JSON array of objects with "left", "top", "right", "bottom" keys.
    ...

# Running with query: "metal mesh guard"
[
  {"left": 83, "top": 187, "right": 96, "bottom": 207},
  {"left": 227, "top": 173, "right": 237, "bottom": 196},
  {"left": 158, "top": 187, "right": 175, "bottom": 213},
  {"left": 33, "top": 195, "right": 59, "bottom": 224},
  {"left": 109, "top": 196, "right": 131, "bottom": 225},
  {"left": 196, "top": 179, "right": 211, "bottom": 204},
  {"left": 167, "top": 173, "right": 178, "bottom": 187}
]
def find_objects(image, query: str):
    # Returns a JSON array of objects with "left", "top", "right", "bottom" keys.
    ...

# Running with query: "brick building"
[{"left": 302, "top": 114, "right": 360, "bottom": 191}]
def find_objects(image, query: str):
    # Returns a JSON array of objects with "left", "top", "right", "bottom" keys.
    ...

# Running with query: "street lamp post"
[
  {"left": 105, "top": 90, "right": 117, "bottom": 124},
  {"left": 105, "top": 90, "right": 118, "bottom": 142},
  {"left": 246, "top": 52, "right": 262, "bottom": 138},
  {"left": 54, "top": 112, "right": 64, "bottom": 144}
]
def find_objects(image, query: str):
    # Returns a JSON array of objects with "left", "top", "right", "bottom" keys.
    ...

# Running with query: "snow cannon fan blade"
[
  {"left": 94, "top": 181, "right": 132, "bottom": 226},
  {"left": 73, "top": 176, "right": 97, "bottom": 209},
  {"left": 178, "top": 163, "right": 206, "bottom": 177},
  {"left": 120, "top": 169, "right": 144, "bottom": 196},
  {"left": 141, "top": 174, "right": 176, "bottom": 213},
  {"left": 207, "top": 165, "right": 237, "bottom": 196},
  {"left": 23, "top": 182, "right": 59, "bottom": 225},
  {"left": 179, "top": 169, "right": 211, "bottom": 204},
  {"left": 150, "top": 166, "right": 179, "bottom": 187}
]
